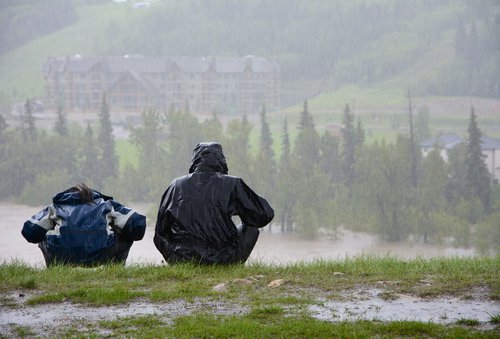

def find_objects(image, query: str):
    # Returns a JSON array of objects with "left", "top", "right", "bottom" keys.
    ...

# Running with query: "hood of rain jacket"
[{"left": 154, "top": 142, "right": 274, "bottom": 264}]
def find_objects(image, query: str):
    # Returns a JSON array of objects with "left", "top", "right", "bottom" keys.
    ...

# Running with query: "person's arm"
[
  {"left": 21, "top": 206, "right": 56, "bottom": 243},
  {"left": 235, "top": 178, "right": 274, "bottom": 228},
  {"left": 153, "top": 183, "right": 176, "bottom": 253},
  {"left": 107, "top": 201, "right": 146, "bottom": 241}
]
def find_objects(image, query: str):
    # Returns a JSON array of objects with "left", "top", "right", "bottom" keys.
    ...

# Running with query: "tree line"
[{"left": 0, "top": 97, "right": 498, "bottom": 254}]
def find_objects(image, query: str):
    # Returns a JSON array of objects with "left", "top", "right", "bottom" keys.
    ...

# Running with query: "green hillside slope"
[
  {"left": 0, "top": 3, "right": 145, "bottom": 101},
  {"left": 0, "top": 0, "right": 498, "bottom": 140}
]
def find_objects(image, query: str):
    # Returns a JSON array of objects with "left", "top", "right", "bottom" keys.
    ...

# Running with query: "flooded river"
[{"left": 0, "top": 203, "right": 476, "bottom": 267}]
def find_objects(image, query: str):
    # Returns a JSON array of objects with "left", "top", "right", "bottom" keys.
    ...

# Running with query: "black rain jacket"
[{"left": 154, "top": 142, "right": 274, "bottom": 264}]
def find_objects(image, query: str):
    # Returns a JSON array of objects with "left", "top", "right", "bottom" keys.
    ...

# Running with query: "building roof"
[
  {"left": 44, "top": 55, "right": 279, "bottom": 75},
  {"left": 481, "top": 136, "right": 500, "bottom": 150},
  {"left": 420, "top": 133, "right": 500, "bottom": 151},
  {"left": 419, "top": 133, "right": 462, "bottom": 149}
]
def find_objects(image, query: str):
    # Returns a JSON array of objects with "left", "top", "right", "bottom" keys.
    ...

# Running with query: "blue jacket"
[{"left": 22, "top": 190, "right": 146, "bottom": 264}]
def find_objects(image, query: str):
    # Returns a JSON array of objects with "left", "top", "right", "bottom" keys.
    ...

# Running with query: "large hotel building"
[{"left": 43, "top": 55, "right": 280, "bottom": 115}]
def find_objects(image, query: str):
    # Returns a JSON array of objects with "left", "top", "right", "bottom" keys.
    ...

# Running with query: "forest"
[{"left": 0, "top": 97, "right": 498, "bottom": 255}]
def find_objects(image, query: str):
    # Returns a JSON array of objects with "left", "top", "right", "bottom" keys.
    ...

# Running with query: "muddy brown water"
[
  {"left": 2, "top": 203, "right": 498, "bottom": 335},
  {"left": 0, "top": 203, "right": 476, "bottom": 266}
]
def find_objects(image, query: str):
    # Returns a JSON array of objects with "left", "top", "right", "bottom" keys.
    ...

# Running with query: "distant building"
[
  {"left": 42, "top": 55, "right": 280, "bottom": 115},
  {"left": 420, "top": 133, "right": 500, "bottom": 182},
  {"left": 420, "top": 133, "right": 462, "bottom": 162},
  {"left": 325, "top": 123, "right": 344, "bottom": 138}
]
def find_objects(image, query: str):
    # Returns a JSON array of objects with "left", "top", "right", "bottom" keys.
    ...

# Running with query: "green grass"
[
  {"left": 490, "top": 314, "right": 500, "bottom": 324},
  {"left": 0, "top": 3, "right": 146, "bottom": 100},
  {"left": 1, "top": 257, "right": 498, "bottom": 337},
  {"left": 69, "top": 314, "right": 498, "bottom": 338},
  {"left": 1, "top": 257, "right": 498, "bottom": 306},
  {"left": 116, "top": 139, "right": 139, "bottom": 170},
  {"left": 456, "top": 318, "right": 480, "bottom": 326}
]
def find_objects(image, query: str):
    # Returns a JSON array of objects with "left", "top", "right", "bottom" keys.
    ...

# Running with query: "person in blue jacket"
[
  {"left": 154, "top": 142, "right": 274, "bottom": 265},
  {"left": 22, "top": 183, "right": 146, "bottom": 266}
]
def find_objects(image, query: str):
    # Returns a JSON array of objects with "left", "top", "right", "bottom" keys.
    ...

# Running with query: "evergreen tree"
[
  {"left": 365, "top": 137, "right": 414, "bottom": 242},
  {"left": 294, "top": 100, "right": 319, "bottom": 169},
  {"left": 408, "top": 90, "right": 418, "bottom": 188},
  {"left": 53, "top": 104, "right": 68, "bottom": 136},
  {"left": 80, "top": 123, "right": 100, "bottom": 187},
  {"left": 465, "top": 106, "right": 492, "bottom": 211},
  {"left": 97, "top": 94, "right": 118, "bottom": 182},
  {"left": 223, "top": 115, "right": 253, "bottom": 183},
  {"left": 277, "top": 117, "right": 294, "bottom": 232},
  {"left": 415, "top": 107, "right": 431, "bottom": 143},
  {"left": 23, "top": 99, "right": 37, "bottom": 142},
  {"left": 356, "top": 120, "right": 365, "bottom": 149},
  {"left": 130, "top": 108, "right": 167, "bottom": 201},
  {"left": 0, "top": 113, "right": 7, "bottom": 143},
  {"left": 254, "top": 106, "right": 277, "bottom": 228},
  {"left": 445, "top": 143, "right": 467, "bottom": 205},
  {"left": 164, "top": 107, "right": 204, "bottom": 179},
  {"left": 415, "top": 149, "right": 447, "bottom": 244},
  {"left": 319, "top": 130, "right": 341, "bottom": 184},
  {"left": 291, "top": 101, "right": 329, "bottom": 237},
  {"left": 131, "top": 108, "right": 162, "bottom": 177},
  {"left": 203, "top": 111, "right": 223, "bottom": 142},
  {"left": 341, "top": 103, "right": 356, "bottom": 189}
]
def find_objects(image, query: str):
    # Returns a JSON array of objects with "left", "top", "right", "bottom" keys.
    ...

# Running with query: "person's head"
[
  {"left": 68, "top": 183, "right": 94, "bottom": 203},
  {"left": 189, "top": 142, "right": 228, "bottom": 174}
]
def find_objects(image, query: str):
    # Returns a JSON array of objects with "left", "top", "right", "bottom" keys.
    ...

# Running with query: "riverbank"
[
  {"left": 0, "top": 203, "right": 478, "bottom": 267},
  {"left": 1, "top": 257, "right": 498, "bottom": 337}
]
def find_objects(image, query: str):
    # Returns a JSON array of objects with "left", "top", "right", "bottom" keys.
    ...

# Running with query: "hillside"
[{"left": 0, "top": 0, "right": 499, "bottom": 140}]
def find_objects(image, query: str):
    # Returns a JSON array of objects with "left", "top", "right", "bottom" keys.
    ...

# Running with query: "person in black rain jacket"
[
  {"left": 22, "top": 183, "right": 146, "bottom": 266},
  {"left": 154, "top": 142, "right": 274, "bottom": 265}
]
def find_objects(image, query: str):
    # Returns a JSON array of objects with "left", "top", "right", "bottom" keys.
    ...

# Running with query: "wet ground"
[
  {"left": 2, "top": 203, "right": 497, "bottom": 336},
  {"left": 1, "top": 288, "right": 498, "bottom": 336}
]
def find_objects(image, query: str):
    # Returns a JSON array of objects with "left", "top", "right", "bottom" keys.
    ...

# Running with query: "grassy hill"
[
  {"left": 1, "top": 0, "right": 499, "bottom": 148},
  {"left": 0, "top": 3, "right": 145, "bottom": 100}
]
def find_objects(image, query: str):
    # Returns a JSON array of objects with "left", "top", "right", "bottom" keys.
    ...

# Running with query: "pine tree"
[
  {"left": 259, "top": 106, "right": 274, "bottom": 161},
  {"left": 356, "top": 120, "right": 365, "bottom": 149},
  {"left": 341, "top": 103, "right": 356, "bottom": 189},
  {"left": 277, "top": 117, "right": 294, "bottom": 232},
  {"left": 53, "top": 104, "right": 68, "bottom": 136},
  {"left": 97, "top": 94, "right": 118, "bottom": 182},
  {"left": 465, "top": 106, "right": 491, "bottom": 211},
  {"left": 80, "top": 123, "right": 100, "bottom": 187},
  {"left": 130, "top": 108, "right": 167, "bottom": 200},
  {"left": 164, "top": 107, "right": 203, "bottom": 179},
  {"left": 294, "top": 100, "right": 319, "bottom": 169},
  {"left": 0, "top": 113, "right": 7, "bottom": 143},
  {"left": 319, "top": 130, "right": 341, "bottom": 184},
  {"left": 130, "top": 108, "right": 162, "bottom": 178},
  {"left": 24, "top": 99, "right": 37, "bottom": 142},
  {"left": 254, "top": 106, "right": 277, "bottom": 228},
  {"left": 223, "top": 115, "right": 253, "bottom": 182},
  {"left": 281, "top": 117, "right": 290, "bottom": 166},
  {"left": 203, "top": 111, "right": 223, "bottom": 142},
  {"left": 408, "top": 90, "right": 418, "bottom": 188}
]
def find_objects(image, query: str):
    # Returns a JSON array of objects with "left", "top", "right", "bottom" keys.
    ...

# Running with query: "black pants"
[
  {"left": 155, "top": 225, "right": 260, "bottom": 265},
  {"left": 235, "top": 224, "right": 260, "bottom": 263},
  {"left": 39, "top": 236, "right": 133, "bottom": 267}
]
